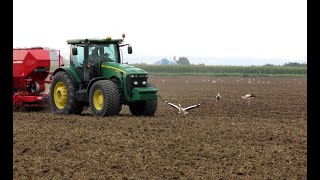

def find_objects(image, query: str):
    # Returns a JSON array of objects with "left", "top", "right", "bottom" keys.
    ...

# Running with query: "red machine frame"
[{"left": 13, "top": 47, "right": 64, "bottom": 111}]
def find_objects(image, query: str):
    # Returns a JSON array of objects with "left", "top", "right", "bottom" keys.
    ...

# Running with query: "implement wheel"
[{"left": 49, "top": 71, "right": 83, "bottom": 114}]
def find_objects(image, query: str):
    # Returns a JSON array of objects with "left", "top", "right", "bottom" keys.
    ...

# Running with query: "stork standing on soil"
[
  {"left": 159, "top": 95, "right": 205, "bottom": 117},
  {"left": 215, "top": 93, "right": 221, "bottom": 105},
  {"left": 241, "top": 93, "right": 256, "bottom": 106}
]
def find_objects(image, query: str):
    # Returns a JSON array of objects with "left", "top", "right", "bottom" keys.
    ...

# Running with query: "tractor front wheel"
[
  {"left": 129, "top": 100, "right": 157, "bottom": 116},
  {"left": 129, "top": 82, "right": 158, "bottom": 116},
  {"left": 89, "top": 80, "right": 121, "bottom": 117}
]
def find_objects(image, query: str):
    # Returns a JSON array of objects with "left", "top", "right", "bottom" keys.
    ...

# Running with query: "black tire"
[
  {"left": 25, "top": 106, "right": 42, "bottom": 112},
  {"left": 49, "top": 71, "right": 83, "bottom": 114},
  {"left": 129, "top": 82, "right": 158, "bottom": 116},
  {"left": 89, "top": 80, "right": 121, "bottom": 117}
]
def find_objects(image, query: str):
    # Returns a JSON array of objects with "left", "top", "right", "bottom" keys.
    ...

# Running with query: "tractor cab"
[{"left": 68, "top": 36, "right": 132, "bottom": 82}]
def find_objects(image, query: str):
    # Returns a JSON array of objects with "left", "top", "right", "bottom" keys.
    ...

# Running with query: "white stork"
[
  {"left": 159, "top": 95, "right": 204, "bottom": 117},
  {"left": 241, "top": 93, "right": 256, "bottom": 106},
  {"left": 215, "top": 93, "right": 221, "bottom": 105}
]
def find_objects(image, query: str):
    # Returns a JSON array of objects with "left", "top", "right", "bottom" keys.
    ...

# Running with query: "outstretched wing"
[
  {"left": 158, "top": 95, "right": 180, "bottom": 110},
  {"left": 165, "top": 101, "right": 180, "bottom": 110},
  {"left": 184, "top": 104, "right": 201, "bottom": 111}
]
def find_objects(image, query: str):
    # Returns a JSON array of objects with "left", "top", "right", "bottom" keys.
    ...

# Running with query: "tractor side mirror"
[
  {"left": 128, "top": 45, "right": 132, "bottom": 54},
  {"left": 72, "top": 48, "right": 78, "bottom": 55}
]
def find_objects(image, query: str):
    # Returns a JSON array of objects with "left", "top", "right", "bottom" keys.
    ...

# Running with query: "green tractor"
[{"left": 49, "top": 34, "right": 158, "bottom": 117}]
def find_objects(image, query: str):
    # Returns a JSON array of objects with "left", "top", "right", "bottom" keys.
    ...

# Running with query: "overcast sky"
[{"left": 13, "top": 0, "right": 307, "bottom": 64}]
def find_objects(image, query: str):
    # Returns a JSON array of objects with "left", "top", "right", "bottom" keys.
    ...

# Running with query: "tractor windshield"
[
  {"left": 71, "top": 43, "right": 120, "bottom": 69},
  {"left": 88, "top": 44, "right": 119, "bottom": 63}
]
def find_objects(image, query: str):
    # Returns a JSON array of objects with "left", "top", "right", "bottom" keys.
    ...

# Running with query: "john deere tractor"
[{"left": 49, "top": 34, "right": 158, "bottom": 117}]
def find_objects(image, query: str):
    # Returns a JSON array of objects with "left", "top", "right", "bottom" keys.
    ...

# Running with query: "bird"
[
  {"left": 215, "top": 93, "right": 221, "bottom": 105},
  {"left": 158, "top": 95, "right": 205, "bottom": 117},
  {"left": 241, "top": 93, "right": 256, "bottom": 106}
]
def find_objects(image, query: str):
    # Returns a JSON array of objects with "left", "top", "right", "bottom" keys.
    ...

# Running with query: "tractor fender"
[
  {"left": 87, "top": 76, "right": 120, "bottom": 96},
  {"left": 52, "top": 67, "right": 79, "bottom": 85},
  {"left": 87, "top": 77, "right": 108, "bottom": 96}
]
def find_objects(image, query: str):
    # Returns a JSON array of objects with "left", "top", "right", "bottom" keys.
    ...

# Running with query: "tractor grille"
[{"left": 126, "top": 74, "right": 148, "bottom": 97}]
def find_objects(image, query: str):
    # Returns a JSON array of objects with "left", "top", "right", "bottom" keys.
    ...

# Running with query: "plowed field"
[{"left": 13, "top": 76, "right": 307, "bottom": 179}]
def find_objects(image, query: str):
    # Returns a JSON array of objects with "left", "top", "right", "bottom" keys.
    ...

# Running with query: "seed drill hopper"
[{"left": 13, "top": 47, "right": 64, "bottom": 111}]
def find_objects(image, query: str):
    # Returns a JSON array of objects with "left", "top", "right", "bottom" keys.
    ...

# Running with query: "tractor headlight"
[{"left": 128, "top": 74, "right": 148, "bottom": 87}]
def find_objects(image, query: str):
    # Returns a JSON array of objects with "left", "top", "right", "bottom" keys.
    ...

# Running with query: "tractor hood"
[{"left": 101, "top": 62, "right": 148, "bottom": 75}]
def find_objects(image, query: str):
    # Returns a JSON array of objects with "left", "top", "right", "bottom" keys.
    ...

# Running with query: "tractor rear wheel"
[
  {"left": 49, "top": 71, "right": 83, "bottom": 114},
  {"left": 89, "top": 80, "right": 121, "bottom": 117},
  {"left": 129, "top": 82, "right": 158, "bottom": 116}
]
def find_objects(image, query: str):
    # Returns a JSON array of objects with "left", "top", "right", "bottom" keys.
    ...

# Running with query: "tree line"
[{"left": 156, "top": 56, "right": 307, "bottom": 67}]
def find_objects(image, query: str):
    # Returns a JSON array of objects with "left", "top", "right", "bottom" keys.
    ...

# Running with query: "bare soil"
[{"left": 13, "top": 76, "right": 307, "bottom": 179}]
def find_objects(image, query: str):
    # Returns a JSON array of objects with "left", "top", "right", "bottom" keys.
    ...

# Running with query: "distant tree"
[
  {"left": 160, "top": 58, "right": 170, "bottom": 65},
  {"left": 175, "top": 56, "right": 190, "bottom": 65},
  {"left": 154, "top": 58, "right": 177, "bottom": 65},
  {"left": 263, "top": 63, "right": 275, "bottom": 66},
  {"left": 283, "top": 62, "right": 306, "bottom": 67}
]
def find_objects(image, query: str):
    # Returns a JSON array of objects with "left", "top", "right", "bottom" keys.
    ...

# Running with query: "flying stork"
[{"left": 159, "top": 95, "right": 205, "bottom": 117}]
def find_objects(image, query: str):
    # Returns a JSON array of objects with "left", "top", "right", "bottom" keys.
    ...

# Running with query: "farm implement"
[{"left": 13, "top": 47, "right": 64, "bottom": 111}]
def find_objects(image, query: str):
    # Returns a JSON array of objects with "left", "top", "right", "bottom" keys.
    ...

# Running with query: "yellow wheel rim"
[
  {"left": 93, "top": 89, "right": 104, "bottom": 110},
  {"left": 53, "top": 82, "right": 68, "bottom": 109}
]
